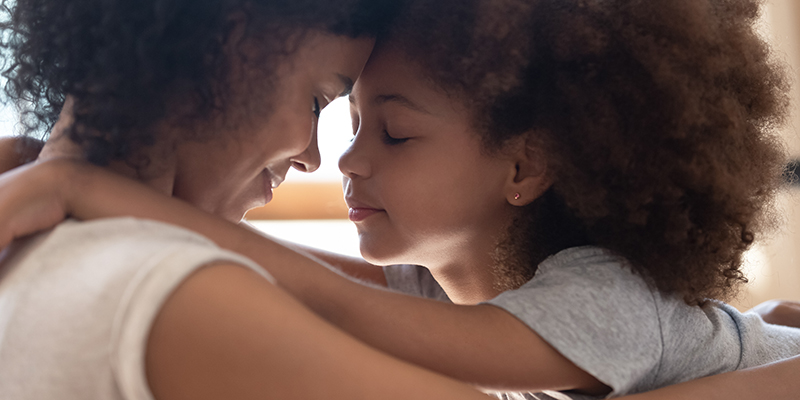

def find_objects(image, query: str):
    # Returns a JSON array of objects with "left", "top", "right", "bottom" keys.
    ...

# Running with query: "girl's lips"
[
  {"left": 345, "top": 196, "right": 383, "bottom": 222},
  {"left": 348, "top": 207, "right": 381, "bottom": 222}
]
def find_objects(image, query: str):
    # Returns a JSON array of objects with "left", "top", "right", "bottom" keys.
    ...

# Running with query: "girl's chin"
[{"left": 358, "top": 239, "right": 413, "bottom": 267}]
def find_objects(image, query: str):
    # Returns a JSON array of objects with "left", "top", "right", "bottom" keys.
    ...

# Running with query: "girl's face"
[
  {"left": 173, "top": 33, "right": 374, "bottom": 221},
  {"left": 340, "top": 46, "right": 518, "bottom": 268}
]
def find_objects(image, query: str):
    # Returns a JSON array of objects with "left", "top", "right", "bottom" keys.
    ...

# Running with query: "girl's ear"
[{"left": 505, "top": 135, "right": 552, "bottom": 206}]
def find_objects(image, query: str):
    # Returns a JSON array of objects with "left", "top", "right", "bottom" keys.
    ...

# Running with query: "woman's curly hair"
[
  {"left": 389, "top": 0, "right": 790, "bottom": 304},
  {"left": 0, "top": 0, "right": 399, "bottom": 166}
]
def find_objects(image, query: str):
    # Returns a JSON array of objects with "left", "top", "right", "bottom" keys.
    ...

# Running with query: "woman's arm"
[
  {"left": 147, "top": 262, "right": 492, "bottom": 400},
  {"left": 166, "top": 263, "right": 800, "bottom": 400},
  {"left": 750, "top": 300, "right": 800, "bottom": 329},
  {"left": 615, "top": 355, "right": 800, "bottom": 400}
]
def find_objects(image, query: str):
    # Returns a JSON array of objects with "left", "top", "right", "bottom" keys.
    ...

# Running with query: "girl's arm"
[
  {"left": 239, "top": 222, "right": 387, "bottom": 286},
  {"left": 0, "top": 137, "right": 20, "bottom": 172},
  {"left": 0, "top": 136, "right": 42, "bottom": 172},
  {"left": 1, "top": 160, "right": 798, "bottom": 396}
]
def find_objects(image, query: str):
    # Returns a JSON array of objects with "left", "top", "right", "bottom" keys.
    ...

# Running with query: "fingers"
[
  {"left": 0, "top": 160, "right": 71, "bottom": 250},
  {"left": 0, "top": 231, "right": 11, "bottom": 251},
  {"left": 751, "top": 300, "right": 800, "bottom": 329},
  {"left": 0, "top": 136, "right": 44, "bottom": 173}
]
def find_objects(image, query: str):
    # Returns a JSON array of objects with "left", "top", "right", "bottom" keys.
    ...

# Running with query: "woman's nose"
[{"left": 291, "top": 124, "right": 321, "bottom": 173}]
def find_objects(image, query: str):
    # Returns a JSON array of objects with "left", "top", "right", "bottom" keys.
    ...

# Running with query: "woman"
[{"left": 0, "top": 0, "right": 494, "bottom": 399}]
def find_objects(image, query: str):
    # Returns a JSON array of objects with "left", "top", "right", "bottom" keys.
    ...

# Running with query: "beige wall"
[{"left": 731, "top": 0, "right": 800, "bottom": 310}]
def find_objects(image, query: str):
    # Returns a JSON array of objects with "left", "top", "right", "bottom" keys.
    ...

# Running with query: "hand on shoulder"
[
  {"left": 0, "top": 158, "right": 78, "bottom": 248},
  {"left": 751, "top": 300, "right": 800, "bottom": 329},
  {"left": 0, "top": 136, "right": 43, "bottom": 173}
]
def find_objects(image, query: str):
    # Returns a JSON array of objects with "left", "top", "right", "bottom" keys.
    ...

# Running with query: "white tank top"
[{"left": 0, "top": 217, "right": 272, "bottom": 400}]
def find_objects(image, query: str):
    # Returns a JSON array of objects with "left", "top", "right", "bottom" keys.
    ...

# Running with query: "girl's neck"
[
  {"left": 424, "top": 242, "right": 505, "bottom": 305},
  {"left": 430, "top": 266, "right": 503, "bottom": 305}
]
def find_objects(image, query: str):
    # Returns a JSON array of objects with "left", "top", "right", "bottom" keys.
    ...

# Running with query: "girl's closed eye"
[{"left": 382, "top": 130, "right": 409, "bottom": 145}]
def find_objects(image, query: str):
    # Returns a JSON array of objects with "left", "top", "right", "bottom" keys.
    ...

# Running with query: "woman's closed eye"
[{"left": 313, "top": 97, "right": 321, "bottom": 119}]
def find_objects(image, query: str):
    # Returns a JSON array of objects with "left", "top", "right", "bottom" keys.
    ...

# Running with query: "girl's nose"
[{"left": 338, "top": 132, "right": 371, "bottom": 179}]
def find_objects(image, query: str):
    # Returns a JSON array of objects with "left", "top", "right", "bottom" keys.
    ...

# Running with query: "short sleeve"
[
  {"left": 383, "top": 264, "right": 450, "bottom": 302},
  {"left": 110, "top": 243, "right": 273, "bottom": 400},
  {"left": 486, "top": 247, "right": 662, "bottom": 396}
]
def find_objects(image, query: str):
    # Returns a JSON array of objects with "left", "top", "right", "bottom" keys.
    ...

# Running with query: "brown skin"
[
  {"left": 0, "top": 137, "right": 41, "bottom": 172},
  {"left": 750, "top": 300, "right": 800, "bottom": 329},
  {"left": 617, "top": 355, "right": 800, "bottom": 400}
]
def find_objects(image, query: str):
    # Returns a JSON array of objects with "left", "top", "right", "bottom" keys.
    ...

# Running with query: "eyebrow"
[
  {"left": 348, "top": 92, "right": 432, "bottom": 115},
  {"left": 337, "top": 74, "right": 354, "bottom": 97}
]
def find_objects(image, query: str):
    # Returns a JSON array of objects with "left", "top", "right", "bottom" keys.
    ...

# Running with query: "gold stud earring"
[{"left": 514, "top": 193, "right": 521, "bottom": 200}]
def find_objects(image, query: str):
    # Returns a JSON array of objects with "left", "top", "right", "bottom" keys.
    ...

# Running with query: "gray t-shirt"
[
  {"left": 384, "top": 246, "right": 800, "bottom": 400},
  {"left": 0, "top": 218, "right": 273, "bottom": 400}
]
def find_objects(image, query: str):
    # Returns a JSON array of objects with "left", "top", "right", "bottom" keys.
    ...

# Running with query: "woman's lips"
[
  {"left": 262, "top": 177, "right": 274, "bottom": 205},
  {"left": 261, "top": 169, "right": 281, "bottom": 205},
  {"left": 348, "top": 207, "right": 381, "bottom": 222}
]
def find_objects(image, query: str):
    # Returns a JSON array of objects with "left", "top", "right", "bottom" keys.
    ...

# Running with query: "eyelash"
[
  {"left": 382, "top": 130, "right": 409, "bottom": 145},
  {"left": 349, "top": 116, "right": 408, "bottom": 145},
  {"left": 313, "top": 97, "right": 321, "bottom": 119}
]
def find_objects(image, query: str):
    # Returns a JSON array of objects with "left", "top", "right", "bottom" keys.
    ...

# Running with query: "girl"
[{"left": 2, "top": 0, "right": 800, "bottom": 399}]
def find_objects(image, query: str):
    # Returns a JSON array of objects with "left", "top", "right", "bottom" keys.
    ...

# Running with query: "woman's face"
[
  {"left": 173, "top": 33, "right": 374, "bottom": 221},
  {"left": 339, "top": 45, "right": 518, "bottom": 268}
]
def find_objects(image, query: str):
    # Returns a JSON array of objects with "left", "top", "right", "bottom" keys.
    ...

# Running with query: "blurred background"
[
  {"left": 727, "top": 0, "right": 800, "bottom": 310},
  {"left": 1, "top": 0, "right": 798, "bottom": 309}
]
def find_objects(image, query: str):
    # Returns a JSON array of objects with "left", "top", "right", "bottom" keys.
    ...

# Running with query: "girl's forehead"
[
  {"left": 358, "top": 46, "right": 423, "bottom": 89},
  {"left": 354, "top": 46, "right": 469, "bottom": 116}
]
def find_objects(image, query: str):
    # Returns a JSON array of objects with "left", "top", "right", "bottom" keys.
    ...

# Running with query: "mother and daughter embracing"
[{"left": 0, "top": 0, "right": 800, "bottom": 399}]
